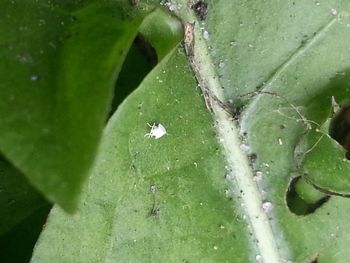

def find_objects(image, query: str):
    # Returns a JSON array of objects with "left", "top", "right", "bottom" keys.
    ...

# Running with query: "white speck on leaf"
[
  {"left": 145, "top": 123, "right": 167, "bottom": 139},
  {"left": 203, "top": 30, "right": 209, "bottom": 39},
  {"left": 262, "top": 201, "right": 273, "bottom": 212},
  {"left": 278, "top": 138, "right": 283, "bottom": 145},
  {"left": 150, "top": 185, "right": 157, "bottom": 193},
  {"left": 30, "top": 75, "right": 39, "bottom": 81}
]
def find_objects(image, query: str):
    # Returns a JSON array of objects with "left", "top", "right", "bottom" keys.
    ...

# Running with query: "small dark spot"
[
  {"left": 280, "top": 124, "right": 286, "bottom": 129},
  {"left": 150, "top": 206, "right": 160, "bottom": 217},
  {"left": 191, "top": 1, "right": 208, "bottom": 21},
  {"left": 248, "top": 153, "right": 257, "bottom": 162},
  {"left": 128, "top": 0, "right": 139, "bottom": 6},
  {"left": 232, "top": 106, "right": 243, "bottom": 121},
  {"left": 70, "top": 16, "right": 77, "bottom": 22},
  {"left": 308, "top": 256, "right": 318, "bottom": 263}
]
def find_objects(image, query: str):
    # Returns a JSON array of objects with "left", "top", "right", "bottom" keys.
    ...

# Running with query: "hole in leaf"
[
  {"left": 108, "top": 33, "right": 157, "bottom": 117},
  {"left": 286, "top": 176, "right": 330, "bottom": 215},
  {"left": 329, "top": 103, "right": 350, "bottom": 159}
]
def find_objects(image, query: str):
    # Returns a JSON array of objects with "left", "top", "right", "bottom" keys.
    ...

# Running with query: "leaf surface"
[
  {"left": 31, "top": 49, "right": 253, "bottom": 263},
  {"left": 0, "top": 0, "right": 149, "bottom": 211},
  {"left": 32, "top": 0, "right": 350, "bottom": 262}
]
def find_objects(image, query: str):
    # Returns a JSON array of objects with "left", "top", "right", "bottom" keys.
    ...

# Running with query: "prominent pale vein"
[{"left": 174, "top": 2, "right": 282, "bottom": 262}]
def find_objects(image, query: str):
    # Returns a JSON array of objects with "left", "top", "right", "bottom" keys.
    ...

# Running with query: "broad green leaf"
[
  {"left": 0, "top": 1, "right": 150, "bottom": 211},
  {"left": 301, "top": 118, "right": 350, "bottom": 195},
  {"left": 31, "top": 0, "right": 350, "bottom": 262},
  {"left": 31, "top": 49, "right": 252, "bottom": 263}
]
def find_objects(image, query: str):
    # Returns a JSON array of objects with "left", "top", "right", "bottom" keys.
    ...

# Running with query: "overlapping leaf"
[{"left": 6, "top": 0, "right": 350, "bottom": 262}]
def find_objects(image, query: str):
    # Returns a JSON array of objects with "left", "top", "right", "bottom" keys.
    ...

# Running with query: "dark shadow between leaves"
[
  {"left": 0, "top": 154, "right": 52, "bottom": 263},
  {"left": 329, "top": 102, "right": 350, "bottom": 159},
  {"left": 108, "top": 33, "right": 157, "bottom": 119}
]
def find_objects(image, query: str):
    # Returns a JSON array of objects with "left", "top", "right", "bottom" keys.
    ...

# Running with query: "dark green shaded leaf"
[{"left": 0, "top": 1, "right": 149, "bottom": 211}]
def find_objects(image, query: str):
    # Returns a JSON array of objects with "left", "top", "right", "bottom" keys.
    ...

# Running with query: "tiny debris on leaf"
[
  {"left": 191, "top": 1, "right": 208, "bottom": 20},
  {"left": 145, "top": 123, "right": 167, "bottom": 139}
]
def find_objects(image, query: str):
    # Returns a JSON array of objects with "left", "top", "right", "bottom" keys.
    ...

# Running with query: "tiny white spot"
[
  {"left": 255, "top": 254, "right": 262, "bottom": 261},
  {"left": 230, "top": 41, "right": 237, "bottom": 46},
  {"left": 203, "top": 30, "right": 209, "bottom": 40},
  {"left": 262, "top": 201, "right": 273, "bottom": 212},
  {"left": 278, "top": 138, "right": 283, "bottom": 145},
  {"left": 30, "top": 75, "right": 39, "bottom": 81},
  {"left": 331, "top": 8, "right": 337, "bottom": 15},
  {"left": 145, "top": 123, "right": 167, "bottom": 139},
  {"left": 213, "top": 245, "right": 218, "bottom": 250},
  {"left": 150, "top": 185, "right": 157, "bottom": 193},
  {"left": 239, "top": 143, "right": 250, "bottom": 152},
  {"left": 315, "top": 1, "right": 320, "bottom": 6},
  {"left": 254, "top": 171, "right": 263, "bottom": 182}
]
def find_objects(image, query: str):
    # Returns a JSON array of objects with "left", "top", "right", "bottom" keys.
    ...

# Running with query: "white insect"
[{"left": 144, "top": 123, "right": 167, "bottom": 139}]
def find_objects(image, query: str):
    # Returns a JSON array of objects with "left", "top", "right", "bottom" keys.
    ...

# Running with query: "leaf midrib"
[{"left": 172, "top": 1, "right": 282, "bottom": 262}]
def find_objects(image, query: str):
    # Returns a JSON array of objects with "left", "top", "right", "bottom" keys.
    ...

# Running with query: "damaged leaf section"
[
  {"left": 286, "top": 176, "right": 329, "bottom": 215},
  {"left": 297, "top": 72, "right": 350, "bottom": 197}
]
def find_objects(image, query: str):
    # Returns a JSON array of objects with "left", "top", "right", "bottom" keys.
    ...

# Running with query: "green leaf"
[
  {"left": 139, "top": 8, "right": 183, "bottom": 60},
  {"left": 28, "top": 0, "right": 350, "bottom": 262},
  {"left": 31, "top": 49, "right": 252, "bottom": 263},
  {"left": 111, "top": 7, "right": 183, "bottom": 114},
  {"left": 0, "top": 1, "right": 149, "bottom": 211}
]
